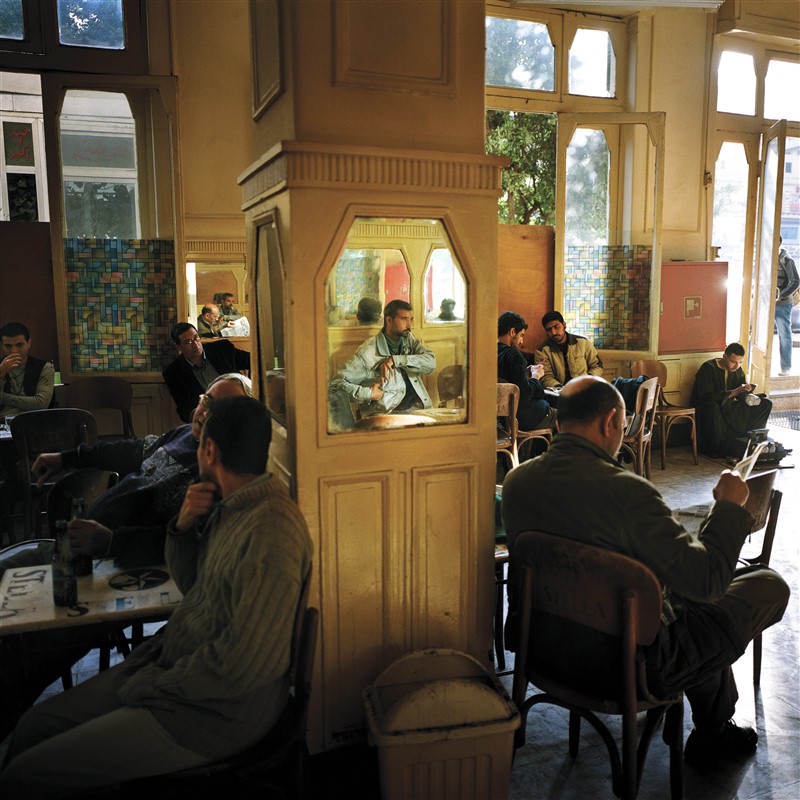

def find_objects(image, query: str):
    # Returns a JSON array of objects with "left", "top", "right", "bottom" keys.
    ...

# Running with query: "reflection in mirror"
[{"left": 326, "top": 217, "right": 468, "bottom": 433}]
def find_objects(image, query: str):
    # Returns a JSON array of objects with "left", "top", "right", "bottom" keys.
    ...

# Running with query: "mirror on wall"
[
  {"left": 185, "top": 259, "right": 250, "bottom": 339},
  {"left": 326, "top": 217, "right": 468, "bottom": 433}
]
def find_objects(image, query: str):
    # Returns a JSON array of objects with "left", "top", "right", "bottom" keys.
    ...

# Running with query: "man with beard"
[
  {"left": 330, "top": 299, "right": 436, "bottom": 418},
  {"left": 534, "top": 310, "right": 603, "bottom": 390}
]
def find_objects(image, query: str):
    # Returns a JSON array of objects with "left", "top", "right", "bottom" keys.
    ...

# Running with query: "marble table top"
[{"left": 0, "top": 558, "right": 182, "bottom": 635}]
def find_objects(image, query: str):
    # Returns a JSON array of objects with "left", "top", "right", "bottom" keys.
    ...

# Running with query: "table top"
[{"left": 0, "top": 559, "right": 182, "bottom": 636}]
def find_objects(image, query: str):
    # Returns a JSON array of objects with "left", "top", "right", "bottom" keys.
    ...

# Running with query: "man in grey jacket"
[{"left": 330, "top": 299, "right": 436, "bottom": 419}]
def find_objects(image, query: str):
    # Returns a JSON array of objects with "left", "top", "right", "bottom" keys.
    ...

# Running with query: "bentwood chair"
[
  {"left": 497, "top": 382, "right": 520, "bottom": 469},
  {"left": 741, "top": 469, "right": 783, "bottom": 686},
  {"left": 517, "top": 422, "right": 553, "bottom": 463},
  {"left": 619, "top": 377, "right": 659, "bottom": 480},
  {"left": 64, "top": 376, "right": 136, "bottom": 440},
  {"left": 511, "top": 531, "right": 684, "bottom": 800},
  {"left": 9, "top": 408, "right": 97, "bottom": 538},
  {"left": 437, "top": 364, "right": 465, "bottom": 408},
  {"left": 631, "top": 360, "right": 698, "bottom": 469}
]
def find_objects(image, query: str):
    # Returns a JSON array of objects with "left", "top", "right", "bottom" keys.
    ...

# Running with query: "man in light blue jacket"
[{"left": 330, "top": 299, "right": 436, "bottom": 420}]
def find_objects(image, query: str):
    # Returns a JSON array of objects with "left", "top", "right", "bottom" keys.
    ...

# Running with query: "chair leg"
[
  {"left": 568, "top": 710, "right": 581, "bottom": 757},
  {"left": 494, "top": 562, "right": 506, "bottom": 671},
  {"left": 664, "top": 700, "right": 684, "bottom": 800},
  {"left": 753, "top": 633, "right": 762, "bottom": 686}
]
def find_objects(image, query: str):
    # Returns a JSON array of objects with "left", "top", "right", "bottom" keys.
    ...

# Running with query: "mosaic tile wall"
[
  {"left": 64, "top": 238, "right": 177, "bottom": 373},
  {"left": 563, "top": 245, "right": 651, "bottom": 350}
]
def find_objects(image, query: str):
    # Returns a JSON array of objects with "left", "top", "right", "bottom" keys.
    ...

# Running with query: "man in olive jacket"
[{"left": 502, "top": 376, "right": 788, "bottom": 767}]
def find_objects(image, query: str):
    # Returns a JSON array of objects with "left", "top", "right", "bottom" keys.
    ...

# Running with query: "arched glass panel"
[
  {"left": 569, "top": 28, "right": 615, "bottom": 98},
  {"left": 327, "top": 217, "right": 467, "bottom": 432},
  {"left": 717, "top": 51, "right": 756, "bottom": 115},
  {"left": 565, "top": 127, "right": 609, "bottom": 246}
]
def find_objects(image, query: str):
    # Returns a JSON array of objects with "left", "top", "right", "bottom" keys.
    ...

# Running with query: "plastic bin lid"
[{"left": 367, "top": 649, "right": 517, "bottom": 734}]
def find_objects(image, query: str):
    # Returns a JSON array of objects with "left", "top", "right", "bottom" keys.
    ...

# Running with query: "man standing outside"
[
  {"left": 163, "top": 322, "right": 250, "bottom": 422},
  {"left": 196, "top": 304, "right": 229, "bottom": 338},
  {"left": 497, "top": 311, "right": 556, "bottom": 431},
  {"left": 0, "top": 395, "right": 313, "bottom": 797},
  {"left": 776, "top": 236, "right": 799, "bottom": 377},
  {"left": 502, "top": 375, "right": 789, "bottom": 767},
  {"left": 534, "top": 311, "right": 602, "bottom": 389},
  {"left": 691, "top": 342, "right": 772, "bottom": 457},
  {"left": 330, "top": 299, "right": 436, "bottom": 417},
  {"left": 0, "top": 322, "right": 54, "bottom": 418}
]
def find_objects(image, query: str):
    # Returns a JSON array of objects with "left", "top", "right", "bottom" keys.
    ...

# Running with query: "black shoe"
[{"left": 684, "top": 720, "right": 758, "bottom": 767}]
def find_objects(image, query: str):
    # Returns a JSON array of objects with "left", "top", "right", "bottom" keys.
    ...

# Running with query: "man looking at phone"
[
  {"left": 497, "top": 311, "right": 556, "bottom": 432},
  {"left": 691, "top": 343, "right": 773, "bottom": 457},
  {"left": 534, "top": 311, "right": 603, "bottom": 390},
  {"left": 0, "top": 395, "right": 313, "bottom": 797}
]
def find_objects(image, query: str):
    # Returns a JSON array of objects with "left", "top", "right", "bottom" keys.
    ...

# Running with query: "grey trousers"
[{"left": 0, "top": 665, "right": 209, "bottom": 799}]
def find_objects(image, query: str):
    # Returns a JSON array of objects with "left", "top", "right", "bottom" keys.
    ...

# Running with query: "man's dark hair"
[
  {"left": 498, "top": 311, "right": 528, "bottom": 337},
  {"left": 558, "top": 378, "right": 621, "bottom": 428},
  {"left": 724, "top": 342, "right": 746, "bottom": 357},
  {"left": 171, "top": 322, "right": 198, "bottom": 345},
  {"left": 200, "top": 305, "right": 215, "bottom": 316},
  {"left": 222, "top": 292, "right": 235, "bottom": 300},
  {"left": 541, "top": 311, "right": 565, "bottom": 328},
  {"left": 0, "top": 322, "right": 30, "bottom": 340},
  {"left": 383, "top": 299, "right": 412, "bottom": 320},
  {"left": 203, "top": 395, "right": 271, "bottom": 475}
]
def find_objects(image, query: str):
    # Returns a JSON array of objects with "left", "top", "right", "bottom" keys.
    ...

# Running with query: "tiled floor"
[{"left": 4, "top": 422, "right": 799, "bottom": 799}]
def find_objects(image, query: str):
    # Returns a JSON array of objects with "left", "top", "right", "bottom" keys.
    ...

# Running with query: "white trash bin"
[{"left": 362, "top": 648, "right": 520, "bottom": 800}]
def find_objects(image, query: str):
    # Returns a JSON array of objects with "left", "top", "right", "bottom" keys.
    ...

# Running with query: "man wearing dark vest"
[{"left": 0, "top": 322, "right": 54, "bottom": 418}]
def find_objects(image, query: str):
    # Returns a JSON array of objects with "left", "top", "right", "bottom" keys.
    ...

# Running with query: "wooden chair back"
[
  {"left": 45, "top": 468, "right": 119, "bottom": 534},
  {"left": 64, "top": 376, "right": 136, "bottom": 439},
  {"left": 743, "top": 469, "right": 782, "bottom": 565},
  {"left": 497, "top": 383, "right": 519, "bottom": 468},
  {"left": 437, "top": 364, "right": 464, "bottom": 407},
  {"left": 620, "top": 377, "right": 658, "bottom": 478}
]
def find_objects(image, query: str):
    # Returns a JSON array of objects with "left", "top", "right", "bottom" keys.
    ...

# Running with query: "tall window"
[{"left": 565, "top": 128, "right": 610, "bottom": 245}]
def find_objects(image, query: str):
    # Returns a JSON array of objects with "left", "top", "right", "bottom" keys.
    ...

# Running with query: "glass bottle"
[
  {"left": 52, "top": 519, "right": 78, "bottom": 607},
  {"left": 69, "top": 496, "right": 93, "bottom": 576}
]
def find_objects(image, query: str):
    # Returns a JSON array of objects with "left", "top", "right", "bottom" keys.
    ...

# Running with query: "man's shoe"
[
  {"left": 779, "top": 371, "right": 791, "bottom": 377},
  {"left": 684, "top": 720, "right": 758, "bottom": 767}
]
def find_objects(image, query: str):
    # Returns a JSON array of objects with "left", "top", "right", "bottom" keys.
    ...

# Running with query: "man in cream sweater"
[{"left": 0, "top": 395, "right": 313, "bottom": 797}]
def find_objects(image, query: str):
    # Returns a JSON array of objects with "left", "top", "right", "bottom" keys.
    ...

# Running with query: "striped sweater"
[{"left": 114, "top": 472, "right": 313, "bottom": 758}]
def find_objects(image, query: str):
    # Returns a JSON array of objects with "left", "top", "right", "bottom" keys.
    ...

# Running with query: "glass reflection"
[{"left": 326, "top": 217, "right": 467, "bottom": 432}]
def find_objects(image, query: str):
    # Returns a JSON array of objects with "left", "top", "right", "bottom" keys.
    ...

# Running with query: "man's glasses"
[
  {"left": 179, "top": 336, "right": 202, "bottom": 347},
  {"left": 197, "top": 394, "right": 211, "bottom": 409}
]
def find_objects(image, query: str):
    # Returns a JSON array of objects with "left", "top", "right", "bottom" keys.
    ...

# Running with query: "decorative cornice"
[
  {"left": 185, "top": 240, "right": 246, "bottom": 258},
  {"left": 239, "top": 143, "right": 505, "bottom": 210}
]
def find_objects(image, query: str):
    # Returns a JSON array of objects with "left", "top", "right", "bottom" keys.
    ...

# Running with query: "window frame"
[
  {"left": 0, "top": 110, "right": 50, "bottom": 221},
  {"left": 0, "top": 0, "right": 147, "bottom": 74}
]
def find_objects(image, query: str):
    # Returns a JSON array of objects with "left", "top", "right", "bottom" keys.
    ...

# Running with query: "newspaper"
[
  {"left": 220, "top": 316, "right": 250, "bottom": 338},
  {"left": 733, "top": 440, "right": 768, "bottom": 479}
]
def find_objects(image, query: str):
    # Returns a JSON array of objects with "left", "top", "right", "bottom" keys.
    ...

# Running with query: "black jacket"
[{"left": 162, "top": 340, "right": 250, "bottom": 422}]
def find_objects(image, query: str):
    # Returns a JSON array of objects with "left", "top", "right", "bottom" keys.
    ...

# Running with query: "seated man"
[
  {"left": 0, "top": 322, "right": 54, "bottom": 417},
  {"left": 196, "top": 304, "right": 228, "bottom": 338},
  {"left": 219, "top": 292, "right": 243, "bottom": 321},
  {"left": 0, "top": 395, "right": 313, "bottom": 797},
  {"left": 163, "top": 322, "right": 250, "bottom": 422},
  {"left": 497, "top": 311, "right": 556, "bottom": 431},
  {"left": 0, "top": 374, "right": 252, "bottom": 741},
  {"left": 502, "top": 376, "right": 789, "bottom": 767},
  {"left": 691, "top": 342, "right": 773, "bottom": 457},
  {"left": 534, "top": 310, "right": 602, "bottom": 390},
  {"left": 330, "top": 299, "right": 436, "bottom": 418}
]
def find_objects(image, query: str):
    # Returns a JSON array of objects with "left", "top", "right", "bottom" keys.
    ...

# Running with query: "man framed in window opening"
[
  {"left": 534, "top": 311, "right": 603, "bottom": 391},
  {"left": 330, "top": 299, "right": 436, "bottom": 418}
]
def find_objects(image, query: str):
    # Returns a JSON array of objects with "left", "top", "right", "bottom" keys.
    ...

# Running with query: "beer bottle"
[
  {"left": 70, "top": 496, "right": 93, "bottom": 576},
  {"left": 52, "top": 519, "right": 78, "bottom": 607}
]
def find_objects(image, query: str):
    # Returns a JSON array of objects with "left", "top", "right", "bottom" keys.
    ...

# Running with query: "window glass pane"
[
  {"left": 0, "top": 0, "right": 25, "bottom": 40},
  {"left": 565, "top": 128, "right": 609, "bottom": 245},
  {"left": 485, "top": 110, "right": 556, "bottom": 225},
  {"left": 485, "top": 15, "right": 554, "bottom": 92},
  {"left": 782, "top": 136, "right": 799, "bottom": 264},
  {"left": 717, "top": 51, "right": 755, "bottom": 115},
  {"left": 424, "top": 248, "right": 466, "bottom": 323},
  {"left": 57, "top": 0, "right": 125, "bottom": 50},
  {"left": 3, "top": 120, "right": 35, "bottom": 166},
  {"left": 569, "top": 28, "right": 615, "bottom": 98},
  {"left": 764, "top": 59, "right": 800, "bottom": 121},
  {"left": 6, "top": 173, "right": 37, "bottom": 220},
  {"left": 60, "top": 90, "right": 138, "bottom": 238},
  {"left": 712, "top": 141, "right": 749, "bottom": 343}
]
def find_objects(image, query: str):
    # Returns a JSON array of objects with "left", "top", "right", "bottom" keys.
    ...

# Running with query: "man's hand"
[
  {"left": 730, "top": 384, "right": 752, "bottom": 398},
  {"left": 369, "top": 382, "right": 385, "bottom": 401},
  {"left": 67, "top": 519, "right": 113, "bottom": 556},
  {"left": 175, "top": 481, "right": 219, "bottom": 532},
  {"left": 527, "top": 363, "right": 544, "bottom": 380},
  {"left": 0, "top": 353, "right": 23, "bottom": 378},
  {"left": 377, "top": 357, "right": 395, "bottom": 382},
  {"left": 31, "top": 453, "right": 65, "bottom": 488},
  {"left": 712, "top": 469, "right": 749, "bottom": 507}
]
